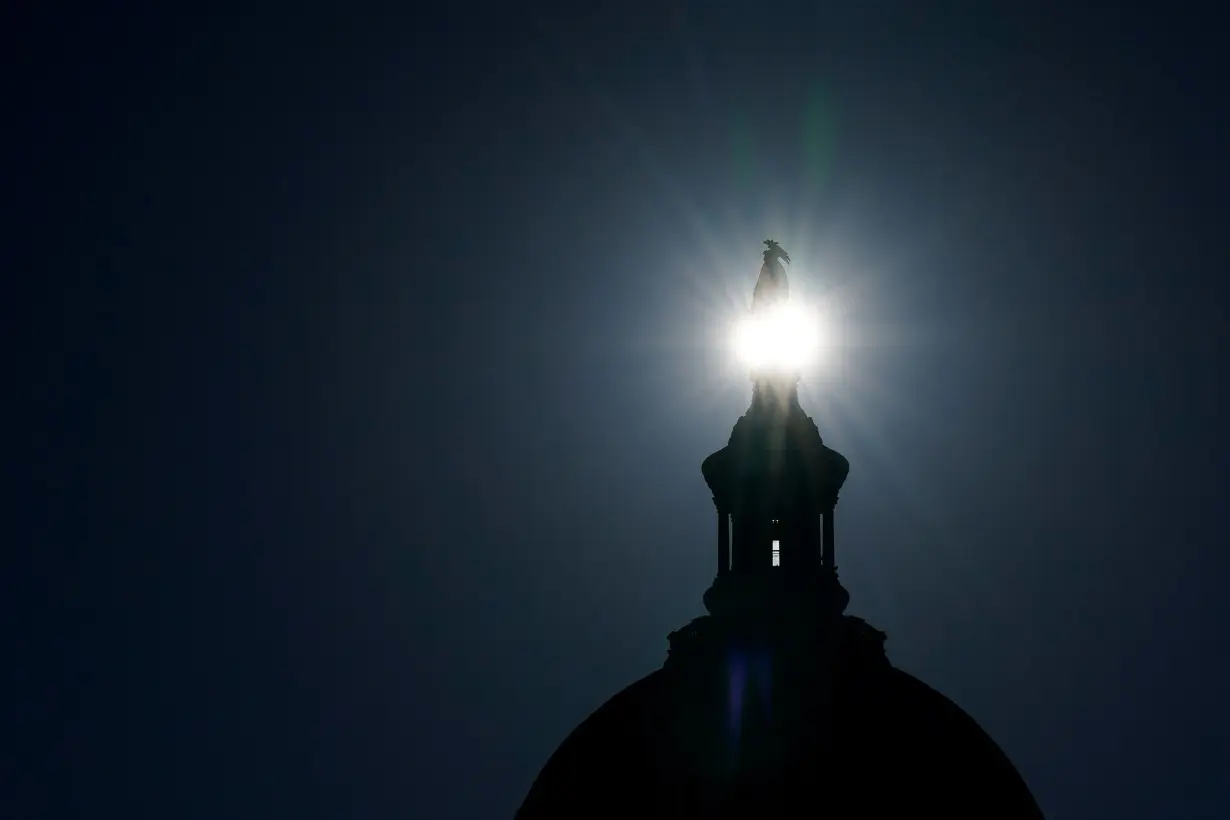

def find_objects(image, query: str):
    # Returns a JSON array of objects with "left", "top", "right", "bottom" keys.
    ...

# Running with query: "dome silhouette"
[{"left": 515, "top": 244, "right": 1044, "bottom": 819}]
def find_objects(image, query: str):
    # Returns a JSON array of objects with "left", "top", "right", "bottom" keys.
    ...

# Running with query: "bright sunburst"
[{"left": 732, "top": 302, "right": 825, "bottom": 371}]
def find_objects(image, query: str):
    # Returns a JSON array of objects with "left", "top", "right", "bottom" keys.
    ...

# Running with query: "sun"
[{"left": 732, "top": 302, "right": 824, "bottom": 372}]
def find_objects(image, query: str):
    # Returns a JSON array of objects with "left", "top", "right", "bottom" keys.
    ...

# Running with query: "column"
[{"left": 822, "top": 506, "right": 835, "bottom": 569}]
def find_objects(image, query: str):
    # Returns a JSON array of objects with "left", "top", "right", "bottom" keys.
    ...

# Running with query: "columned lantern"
[{"left": 701, "top": 239, "right": 849, "bottom": 620}]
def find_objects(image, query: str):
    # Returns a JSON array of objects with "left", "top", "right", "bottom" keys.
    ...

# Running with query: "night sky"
[{"left": 8, "top": 4, "right": 1230, "bottom": 818}]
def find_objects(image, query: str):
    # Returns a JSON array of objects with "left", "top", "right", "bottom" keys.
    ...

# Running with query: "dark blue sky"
[{"left": 7, "top": 3, "right": 1229, "bottom": 818}]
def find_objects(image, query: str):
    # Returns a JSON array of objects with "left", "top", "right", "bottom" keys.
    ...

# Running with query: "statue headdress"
[{"left": 763, "top": 238, "right": 791, "bottom": 265}]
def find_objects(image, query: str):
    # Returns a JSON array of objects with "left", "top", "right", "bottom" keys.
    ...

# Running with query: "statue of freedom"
[{"left": 751, "top": 239, "right": 791, "bottom": 311}]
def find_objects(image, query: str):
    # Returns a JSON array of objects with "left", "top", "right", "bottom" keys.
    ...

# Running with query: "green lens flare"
[{"left": 802, "top": 90, "right": 838, "bottom": 189}]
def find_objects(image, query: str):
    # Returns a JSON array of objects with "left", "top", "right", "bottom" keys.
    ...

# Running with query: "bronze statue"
[{"left": 752, "top": 239, "right": 790, "bottom": 311}]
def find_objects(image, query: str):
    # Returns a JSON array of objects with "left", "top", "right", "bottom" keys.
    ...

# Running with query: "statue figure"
[{"left": 751, "top": 239, "right": 791, "bottom": 311}]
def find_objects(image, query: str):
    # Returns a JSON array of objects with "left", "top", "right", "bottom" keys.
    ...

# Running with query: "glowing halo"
[{"left": 732, "top": 302, "right": 823, "bottom": 372}]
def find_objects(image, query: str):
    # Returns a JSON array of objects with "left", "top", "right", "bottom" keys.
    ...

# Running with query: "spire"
[{"left": 700, "top": 243, "right": 849, "bottom": 622}]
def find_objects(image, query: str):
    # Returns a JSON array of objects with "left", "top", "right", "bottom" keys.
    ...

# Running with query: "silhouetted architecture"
[{"left": 515, "top": 244, "right": 1044, "bottom": 819}]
